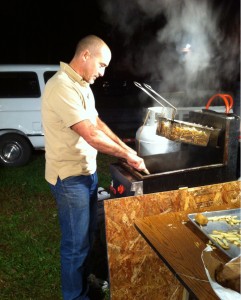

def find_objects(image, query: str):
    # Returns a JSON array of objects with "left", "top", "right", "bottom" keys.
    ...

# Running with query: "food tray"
[{"left": 188, "top": 208, "right": 241, "bottom": 258}]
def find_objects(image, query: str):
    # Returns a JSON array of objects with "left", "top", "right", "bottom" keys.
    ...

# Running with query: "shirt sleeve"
[{"left": 50, "top": 81, "right": 93, "bottom": 128}]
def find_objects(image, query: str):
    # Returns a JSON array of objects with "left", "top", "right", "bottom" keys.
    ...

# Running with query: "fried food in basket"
[{"left": 157, "top": 119, "right": 211, "bottom": 146}]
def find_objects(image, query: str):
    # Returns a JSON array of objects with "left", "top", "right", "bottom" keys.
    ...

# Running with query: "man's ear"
[{"left": 83, "top": 50, "right": 91, "bottom": 62}]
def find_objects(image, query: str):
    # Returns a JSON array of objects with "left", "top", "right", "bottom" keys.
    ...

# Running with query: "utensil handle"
[
  {"left": 143, "top": 83, "right": 177, "bottom": 112},
  {"left": 134, "top": 81, "right": 165, "bottom": 107}
]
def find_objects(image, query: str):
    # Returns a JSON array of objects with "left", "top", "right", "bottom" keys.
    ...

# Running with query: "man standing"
[{"left": 42, "top": 35, "right": 147, "bottom": 300}]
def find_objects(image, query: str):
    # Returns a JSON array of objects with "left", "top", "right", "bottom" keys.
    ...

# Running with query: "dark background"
[
  {"left": 0, "top": 0, "right": 239, "bottom": 80},
  {"left": 0, "top": 0, "right": 107, "bottom": 64},
  {"left": 0, "top": 0, "right": 239, "bottom": 138}
]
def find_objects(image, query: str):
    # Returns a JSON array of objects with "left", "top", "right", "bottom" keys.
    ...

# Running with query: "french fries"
[
  {"left": 206, "top": 215, "right": 241, "bottom": 250},
  {"left": 209, "top": 229, "right": 241, "bottom": 250},
  {"left": 207, "top": 215, "right": 241, "bottom": 226}
]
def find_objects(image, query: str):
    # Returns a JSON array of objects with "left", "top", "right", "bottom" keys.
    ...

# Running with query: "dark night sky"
[
  {"left": 0, "top": 0, "right": 240, "bottom": 85},
  {"left": 0, "top": 0, "right": 108, "bottom": 64}
]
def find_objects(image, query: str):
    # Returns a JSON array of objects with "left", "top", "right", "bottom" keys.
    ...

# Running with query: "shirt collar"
[{"left": 60, "top": 61, "right": 89, "bottom": 87}]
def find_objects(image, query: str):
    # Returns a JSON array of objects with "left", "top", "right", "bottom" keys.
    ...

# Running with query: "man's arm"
[
  {"left": 96, "top": 117, "right": 136, "bottom": 154},
  {"left": 71, "top": 118, "right": 147, "bottom": 171}
]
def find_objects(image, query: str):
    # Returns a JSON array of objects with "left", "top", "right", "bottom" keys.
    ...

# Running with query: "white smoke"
[{"left": 98, "top": 0, "right": 239, "bottom": 94}]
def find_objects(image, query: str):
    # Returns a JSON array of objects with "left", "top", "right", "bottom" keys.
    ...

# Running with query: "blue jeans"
[{"left": 49, "top": 172, "right": 98, "bottom": 300}]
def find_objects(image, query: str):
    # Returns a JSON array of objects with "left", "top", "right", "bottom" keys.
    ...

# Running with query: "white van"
[
  {"left": 0, "top": 65, "right": 235, "bottom": 167},
  {"left": 0, "top": 65, "right": 59, "bottom": 166}
]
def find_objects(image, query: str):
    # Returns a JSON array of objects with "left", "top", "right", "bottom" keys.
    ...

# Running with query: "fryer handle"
[
  {"left": 134, "top": 82, "right": 165, "bottom": 107},
  {"left": 134, "top": 82, "right": 177, "bottom": 120},
  {"left": 222, "top": 94, "right": 233, "bottom": 109},
  {"left": 205, "top": 94, "right": 233, "bottom": 113},
  {"left": 143, "top": 83, "right": 177, "bottom": 113}
]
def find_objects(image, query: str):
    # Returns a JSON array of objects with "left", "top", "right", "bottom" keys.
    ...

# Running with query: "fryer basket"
[{"left": 156, "top": 117, "right": 220, "bottom": 147}]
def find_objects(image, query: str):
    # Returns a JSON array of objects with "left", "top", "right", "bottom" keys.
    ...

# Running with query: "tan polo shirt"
[{"left": 41, "top": 62, "right": 98, "bottom": 185}]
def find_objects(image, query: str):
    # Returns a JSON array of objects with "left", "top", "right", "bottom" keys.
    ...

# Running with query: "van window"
[
  {"left": 0, "top": 72, "right": 40, "bottom": 98},
  {"left": 44, "top": 71, "right": 57, "bottom": 83}
]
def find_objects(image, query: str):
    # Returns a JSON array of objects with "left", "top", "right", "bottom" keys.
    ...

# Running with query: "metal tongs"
[{"left": 134, "top": 82, "right": 177, "bottom": 120}]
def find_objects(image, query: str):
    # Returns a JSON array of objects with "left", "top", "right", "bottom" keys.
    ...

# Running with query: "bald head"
[
  {"left": 74, "top": 35, "right": 110, "bottom": 58},
  {"left": 69, "top": 35, "right": 112, "bottom": 84}
]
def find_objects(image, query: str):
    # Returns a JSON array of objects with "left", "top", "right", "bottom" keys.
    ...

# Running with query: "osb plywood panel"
[{"left": 104, "top": 180, "right": 241, "bottom": 300}]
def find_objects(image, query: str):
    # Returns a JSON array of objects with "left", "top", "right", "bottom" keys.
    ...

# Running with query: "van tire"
[{"left": 0, "top": 134, "right": 32, "bottom": 167}]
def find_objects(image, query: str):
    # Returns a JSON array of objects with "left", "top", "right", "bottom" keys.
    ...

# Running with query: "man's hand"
[{"left": 126, "top": 152, "right": 149, "bottom": 173}]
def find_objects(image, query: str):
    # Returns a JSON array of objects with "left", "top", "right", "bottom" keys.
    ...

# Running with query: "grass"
[{"left": 0, "top": 151, "right": 116, "bottom": 299}]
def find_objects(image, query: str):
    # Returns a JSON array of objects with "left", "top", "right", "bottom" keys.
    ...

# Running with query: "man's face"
[{"left": 83, "top": 47, "right": 111, "bottom": 84}]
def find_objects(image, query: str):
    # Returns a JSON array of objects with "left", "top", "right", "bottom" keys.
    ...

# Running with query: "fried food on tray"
[
  {"left": 209, "top": 229, "right": 241, "bottom": 249},
  {"left": 195, "top": 213, "right": 209, "bottom": 226},
  {"left": 208, "top": 215, "right": 241, "bottom": 226}
]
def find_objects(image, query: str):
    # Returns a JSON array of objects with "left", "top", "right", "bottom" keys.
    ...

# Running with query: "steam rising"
[{"left": 98, "top": 0, "right": 239, "bottom": 95}]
